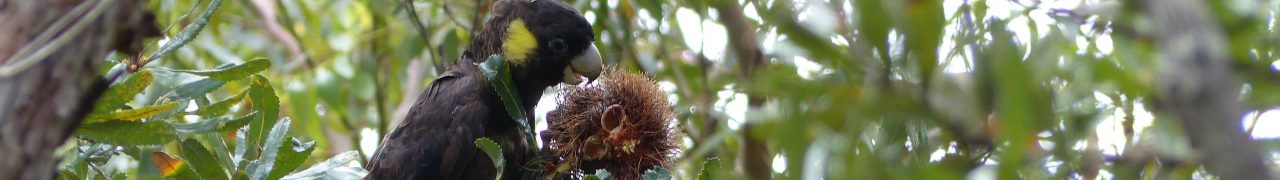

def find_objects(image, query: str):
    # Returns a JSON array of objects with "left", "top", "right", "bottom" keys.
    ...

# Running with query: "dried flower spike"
[{"left": 543, "top": 69, "right": 681, "bottom": 179}]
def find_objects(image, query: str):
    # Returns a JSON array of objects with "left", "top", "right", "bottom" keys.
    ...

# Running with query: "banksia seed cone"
[{"left": 542, "top": 69, "right": 681, "bottom": 179}]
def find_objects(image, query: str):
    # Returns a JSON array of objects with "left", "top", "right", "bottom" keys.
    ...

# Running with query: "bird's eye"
[{"left": 548, "top": 39, "right": 568, "bottom": 53}]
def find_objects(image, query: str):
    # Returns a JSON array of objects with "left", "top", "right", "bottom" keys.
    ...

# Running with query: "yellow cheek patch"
[{"left": 503, "top": 18, "right": 537, "bottom": 65}]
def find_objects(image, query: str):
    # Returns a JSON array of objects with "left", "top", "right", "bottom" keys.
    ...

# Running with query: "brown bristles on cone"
[{"left": 543, "top": 69, "right": 681, "bottom": 179}]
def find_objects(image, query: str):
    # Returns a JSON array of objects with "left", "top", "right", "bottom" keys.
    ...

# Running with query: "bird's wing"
[{"left": 365, "top": 66, "right": 497, "bottom": 179}]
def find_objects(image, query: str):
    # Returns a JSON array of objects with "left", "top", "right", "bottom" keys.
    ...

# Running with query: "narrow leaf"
[
  {"left": 248, "top": 118, "right": 291, "bottom": 180},
  {"left": 698, "top": 157, "right": 720, "bottom": 180},
  {"left": 478, "top": 55, "right": 535, "bottom": 147},
  {"left": 171, "top": 78, "right": 227, "bottom": 100},
  {"left": 247, "top": 74, "right": 281, "bottom": 150},
  {"left": 147, "top": 0, "right": 223, "bottom": 61},
  {"left": 92, "top": 71, "right": 153, "bottom": 114},
  {"left": 77, "top": 120, "right": 177, "bottom": 145},
  {"left": 85, "top": 102, "right": 179, "bottom": 122},
  {"left": 268, "top": 138, "right": 317, "bottom": 180},
  {"left": 174, "top": 112, "right": 259, "bottom": 134},
  {"left": 196, "top": 90, "right": 248, "bottom": 117},
  {"left": 474, "top": 137, "right": 505, "bottom": 180},
  {"left": 180, "top": 139, "right": 229, "bottom": 180},
  {"left": 642, "top": 167, "right": 671, "bottom": 180},
  {"left": 168, "top": 58, "right": 271, "bottom": 81},
  {"left": 584, "top": 169, "right": 611, "bottom": 180},
  {"left": 281, "top": 151, "right": 366, "bottom": 180}
]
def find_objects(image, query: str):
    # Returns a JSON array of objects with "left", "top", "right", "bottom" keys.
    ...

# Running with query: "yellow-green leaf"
[
  {"left": 85, "top": 102, "right": 179, "bottom": 122},
  {"left": 168, "top": 58, "right": 271, "bottom": 81},
  {"left": 92, "top": 71, "right": 153, "bottom": 114},
  {"left": 77, "top": 120, "right": 177, "bottom": 145},
  {"left": 196, "top": 90, "right": 248, "bottom": 117}
]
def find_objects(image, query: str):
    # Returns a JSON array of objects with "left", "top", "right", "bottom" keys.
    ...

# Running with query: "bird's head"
[{"left": 466, "top": 0, "right": 602, "bottom": 87}]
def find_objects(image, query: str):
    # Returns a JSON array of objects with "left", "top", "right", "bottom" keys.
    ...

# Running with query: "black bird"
[{"left": 365, "top": 0, "right": 601, "bottom": 179}]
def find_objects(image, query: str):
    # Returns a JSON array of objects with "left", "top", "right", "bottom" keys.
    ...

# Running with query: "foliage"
[
  {"left": 63, "top": 0, "right": 1280, "bottom": 179},
  {"left": 59, "top": 0, "right": 363, "bottom": 179}
]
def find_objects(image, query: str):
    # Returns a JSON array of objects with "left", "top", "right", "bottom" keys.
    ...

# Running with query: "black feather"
[{"left": 365, "top": 0, "right": 594, "bottom": 179}]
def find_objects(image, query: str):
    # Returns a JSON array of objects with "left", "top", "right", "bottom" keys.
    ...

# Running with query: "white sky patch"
[
  {"left": 1245, "top": 110, "right": 1280, "bottom": 139},
  {"left": 717, "top": 87, "right": 748, "bottom": 130},
  {"left": 1092, "top": 92, "right": 1155, "bottom": 155},
  {"left": 772, "top": 154, "right": 787, "bottom": 173},
  {"left": 183, "top": 100, "right": 200, "bottom": 123},
  {"left": 676, "top": 8, "right": 728, "bottom": 59},
  {"left": 1095, "top": 34, "right": 1114, "bottom": 54},
  {"left": 658, "top": 81, "right": 680, "bottom": 105},
  {"left": 534, "top": 91, "right": 563, "bottom": 148},
  {"left": 360, "top": 128, "right": 379, "bottom": 159},
  {"left": 1271, "top": 59, "right": 1280, "bottom": 71},
  {"left": 799, "top": 0, "right": 838, "bottom": 36},
  {"left": 793, "top": 56, "right": 825, "bottom": 79}
]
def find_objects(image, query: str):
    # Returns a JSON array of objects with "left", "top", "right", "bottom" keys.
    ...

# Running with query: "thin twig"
[{"left": 0, "top": 0, "right": 111, "bottom": 77}]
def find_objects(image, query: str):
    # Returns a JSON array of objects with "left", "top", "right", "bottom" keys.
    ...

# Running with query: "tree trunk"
[
  {"left": 0, "top": 0, "right": 158, "bottom": 179},
  {"left": 1143, "top": 0, "right": 1276, "bottom": 179}
]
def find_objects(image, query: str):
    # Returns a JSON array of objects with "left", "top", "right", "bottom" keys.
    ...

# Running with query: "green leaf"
[
  {"left": 474, "top": 137, "right": 504, "bottom": 180},
  {"left": 77, "top": 120, "right": 177, "bottom": 145},
  {"left": 268, "top": 138, "right": 317, "bottom": 180},
  {"left": 147, "top": 0, "right": 223, "bottom": 61},
  {"left": 247, "top": 118, "right": 291, "bottom": 180},
  {"left": 180, "top": 139, "right": 229, "bottom": 180},
  {"left": 93, "top": 71, "right": 154, "bottom": 114},
  {"left": 248, "top": 74, "right": 280, "bottom": 152},
  {"left": 168, "top": 59, "right": 271, "bottom": 81},
  {"left": 174, "top": 112, "right": 259, "bottom": 134},
  {"left": 584, "top": 169, "right": 611, "bottom": 180},
  {"left": 85, "top": 102, "right": 179, "bottom": 122},
  {"left": 171, "top": 78, "right": 227, "bottom": 100},
  {"left": 697, "top": 158, "right": 720, "bottom": 180},
  {"left": 478, "top": 55, "right": 536, "bottom": 147},
  {"left": 642, "top": 167, "right": 671, "bottom": 180},
  {"left": 280, "top": 151, "right": 365, "bottom": 180},
  {"left": 196, "top": 90, "right": 248, "bottom": 117}
]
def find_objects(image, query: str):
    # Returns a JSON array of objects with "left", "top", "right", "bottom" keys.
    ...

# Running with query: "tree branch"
[{"left": 1143, "top": 0, "right": 1275, "bottom": 179}]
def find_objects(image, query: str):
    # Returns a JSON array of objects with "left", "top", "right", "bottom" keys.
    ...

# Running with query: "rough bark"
[
  {"left": 714, "top": 1, "right": 772, "bottom": 180},
  {"left": 0, "top": 0, "right": 158, "bottom": 179},
  {"left": 1143, "top": 0, "right": 1275, "bottom": 179}
]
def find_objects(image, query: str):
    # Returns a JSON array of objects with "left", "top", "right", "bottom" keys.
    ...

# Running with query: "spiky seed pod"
[{"left": 543, "top": 69, "right": 681, "bottom": 179}]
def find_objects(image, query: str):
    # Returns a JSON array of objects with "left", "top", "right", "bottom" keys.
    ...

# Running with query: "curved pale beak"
[{"left": 563, "top": 44, "right": 602, "bottom": 85}]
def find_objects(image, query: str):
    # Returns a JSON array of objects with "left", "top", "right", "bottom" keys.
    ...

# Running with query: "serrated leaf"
[
  {"left": 93, "top": 71, "right": 154, "bottom": 114},
  {"left": 478, "top": 55, "right": 535, "bottom": 147},
  {"left": 281, "top": 151, "right": 366, "bottom": 180},
  {"left": 151, "top": 152, "right": 199, "bottom": 179},
  {"left": 268, "top": 137, "right": 317, "bottom": 180},
  {"left": 151, "top": 99, "right": 190, "bottom": 121},
  {"left": 180, "top": 139, "right": 229, "bottom": 180},
  {"left": 248, "top": 118, "right": 291, "bottom": 180},
  {"left": 197, "top": 90, "right": 248, "bottom": 117},
  {"left": 147, "top": 0, "right": 223, "bottom": 61},
  {"left": 77, "top": 120, "right": 177, "bottom": 145},
  {"left": 584, "top": 169, "right": 611, "bottom": 180},
  {"left": 248, "top": 75, "right": 281, "bottom": 151},
  {"left": 642, "top": 167, "right": 671, "bottom": 180},
  {"left": 172, "top": 78, "right": 227, "bottom": 100},
  {"left": 698, "top": 158, "right": 720, "bottom": 180},
  {"left": 85, "top": 102, "right": 179, "bottom": 122},
  {"left": 168, "top": 59, "right": 271, "bottom": 81},
  {"left": 474, "top": 137, "right": 504, "bottom": 180},
  {"left": 174, "top": 112, "right": 259, "bottom": 134}
]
